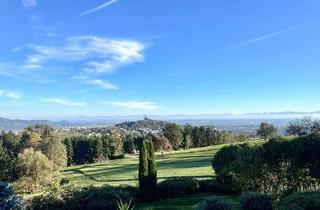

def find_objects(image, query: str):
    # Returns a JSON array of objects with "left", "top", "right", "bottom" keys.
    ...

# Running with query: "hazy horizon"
[{"left": 3, "top": 111, "right": 320, "bottom": 121}]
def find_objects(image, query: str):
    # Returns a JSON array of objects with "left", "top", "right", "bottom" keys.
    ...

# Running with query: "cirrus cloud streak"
[
  {"left": 0, "top": 89, "right": 21, "bottom": 99},
  {"left": 20, "top": 36, "right": 145, "bottom": 75}
]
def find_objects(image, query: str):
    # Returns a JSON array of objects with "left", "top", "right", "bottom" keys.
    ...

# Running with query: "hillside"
[
  {"left": 115, "top": 117, "right": 169, "bottom": 131},
  {"left": 0, "top": 117, "right": 55, "bottom": 131}
]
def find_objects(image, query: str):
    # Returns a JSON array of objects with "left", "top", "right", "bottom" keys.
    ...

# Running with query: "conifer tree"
[{"left": 139, "top": 138, "right": 158, "bottom": 201}]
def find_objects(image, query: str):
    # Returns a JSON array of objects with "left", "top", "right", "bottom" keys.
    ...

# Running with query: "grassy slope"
[{"left": 61, "top": 139, "right": 262, "bottom": 187}]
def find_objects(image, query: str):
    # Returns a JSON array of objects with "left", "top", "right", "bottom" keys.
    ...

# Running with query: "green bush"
[
  {"left": 158, "top": 177, "right": 199, "bottom": 199},
  {"left": 212, "top": 135, "right": 320, "bottom": 199},
  {"left": 195, "top": 196, "right": 234, "bottom": 210},
  {"left": 280, "top": 190, "right": 320, "bottom": 210},
  {"left": 59, "top": 178, "right": 69, "bottom": 185},
  {"left": 198, "top": 178, "right": 240, "bottom": 195},
  {"left": 0, "top": 181, "right": 26, "bottom": 210},
  {"left": 29, "top": 185, "right": 136, "bottom": 210},
  {"left": 240, "top": 192, "right": 273, "bottom": 210},
  {"left": 198, "top": 179, "right": 215, "bottom": 192},
  {"left": 109, "top": 154, "right": 125, "bottom": 160},
  {"left": 212, "top": 145, "right": 242, "bottom": 174}
]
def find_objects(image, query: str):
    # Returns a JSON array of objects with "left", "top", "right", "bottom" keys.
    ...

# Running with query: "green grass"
[
  {"left": 135, "top": 194, "right": 210, "bottom": 210},
  {"left": 61, "top": 140, "right": 262, "bottom": 187},
  {"left": 135, "top": 194, "right": 241, "bottom": 210}
]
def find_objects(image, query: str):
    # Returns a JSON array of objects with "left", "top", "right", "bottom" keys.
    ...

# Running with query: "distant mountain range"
[
  {"left": 0, "top": 117, "right": 55, "bottom": 131},
  {"left": 44, "top": 110, "right": 320, "bottom": 121},
  {"left": 0, "top": 110, "right": 319, "bottom": 132}
]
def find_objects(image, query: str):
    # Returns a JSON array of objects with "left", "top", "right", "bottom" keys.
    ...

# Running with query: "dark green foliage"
[
  {"left": 0, "top": 132, "right": 21, "bottom": 182},
  {"left": 90, "top": 137, "right": 104, "bottom": 162},
  {"left": 63, "top": 138, "right": 73, "bottom": 166},
  {"left": 70, "top": 136, "right": 92, "bottom": 164},
  {"left": 139, "top": 139, "right": 158, "bottom": 202},
  {"left": 212, "top": 134, "right": 320, "bottom": 199},
  {"left": 133, "top": 136, "right": 144, "bottom": 151},
  {"left": 240, "top": 192, "right": 273, "bottom": 210},
  {"left": 212, "top": 145, "right": 242, "bottom": 174},
  {"left": 0, "top": 181, "right": 26, "bottom": 210},
  {"left": 116, "top": 117, "right": 168, "bottom": 130},
  {"left": 163, "top": 123, "right": 183, "bottom": 149},
  {"left": 123, "top": 139, "right": 135, "bottom": 154},
  {"left": 189, "top": 126, "right": 236, "bottom": 149},
  {"left": 195, "top": 196, "right": 234, "bottom": 210},
  {"left": 59, "top": 178, "right": 69, "bottom": 185},
  {"left": 63, "top": 135, "right": 118, "bottom": 165},
  {"left": 108, "top": 153, "right": 125, "bottom": 160},
  {"left": 280, "top": 190, "right": 320, "bottom": 210},
  {"left": 257, "top": 122, "right": 278, "bottom": 140},
  {"left": 29, "top": 185, "right": 136, "bottom": 210},
  {"left": 101, "top": 136, "right": 110, "bottom": 158},
  {"left": 182, "top": 124, "right": 192, "bottom": 149},
  {"left": 198, "top": 179, "right": 216, "bottom": 193},
  {"left": 158, "top": 177, "right": 199, "bottom": 199}
]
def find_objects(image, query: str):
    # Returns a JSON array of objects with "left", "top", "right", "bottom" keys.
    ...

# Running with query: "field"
[
  {"left": 62, "top": 146, "right": 217, "bottom": 187},
  {"left": 61, "top": 140, "right": 261, "bottom": 187}
]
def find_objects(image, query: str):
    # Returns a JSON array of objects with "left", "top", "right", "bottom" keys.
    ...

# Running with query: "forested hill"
[
  {"left": 115, "top": 117, "right": 169, "bottom": 130},
  {"left": 0, "top": 117, "right": 54, "bottom": 131}
]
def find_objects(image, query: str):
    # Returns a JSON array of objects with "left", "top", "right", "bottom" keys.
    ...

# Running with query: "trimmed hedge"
[
  {"left": 158, "top": 177, "right": 199, "bottom": 199},
  {"left": 28, "top": 185, "right": 137, "bottom": 210},
  {"left": 195, "top": 196, "right": 234, "bottom": 210},
  {"left": 280, "top": 190, "right": 320, "bottom": 210},
  {"left": 240, "top": 192, "right": 273, "bottom": 210}
]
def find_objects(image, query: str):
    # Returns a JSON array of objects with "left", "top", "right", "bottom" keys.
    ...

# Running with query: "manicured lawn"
[{"left": 61, "top": 140, "right": 262, "bottom": 187}]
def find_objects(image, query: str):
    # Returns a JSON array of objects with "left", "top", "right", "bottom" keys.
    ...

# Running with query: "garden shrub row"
[
  {"left": 195, "top": 190, "right": 320, "bottom": 210},
  {"left": 158, "top": 177, "right": 200, "bottom": 199},
  {"left": 28, "top": 185, "right": 137, "bottom": 210},
  {"left": 212, "top": 134, "right": 320, "bottom": 199}
]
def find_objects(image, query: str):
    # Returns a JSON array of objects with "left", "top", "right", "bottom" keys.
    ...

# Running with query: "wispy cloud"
[
  {"left": 85, "top": 79, "right": 118, "bottom": 90},
  {"left": 21, "top": 0, "right": 37, "bottom": 8},
  {"left": 80, "top": 0, "right": 118, "bottom": 16},
  {"left": 18, "top": 36, "right": 145, "bottom": 75},
  {"left": 106, "top": 100, "right": 160, "bottom": 110},
  {"left": 22, "top": 64, "right": 42, "bottom": 70},
  {"left": 224, "top": 22, "right": 314, "bottom": 50},
  {"left": 42, "top": 98, "right": 87, "bottom": 107},
  {"left": 0, "top": 90, "right": 21, "bottom": 99},
  {"left": 0, "top": 62, "right": 55, "bottom": 84}
]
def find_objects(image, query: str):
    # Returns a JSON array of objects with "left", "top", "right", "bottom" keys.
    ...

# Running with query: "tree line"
[
  {"left": 163, "top": 123, "right": 248, "bottom": 150},
  {"left": 0, "top": 125, "right": 67, "bottom": 192},
  {"left": 64, "top": 134, "right": 123, "bottom": 165}
]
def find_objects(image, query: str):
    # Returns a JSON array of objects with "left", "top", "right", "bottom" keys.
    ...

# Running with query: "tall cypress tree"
[
  {"left": 139, "top": 138, "right": 158, "bottom": 202},
  {"left": 147, "top": 140, "right": 158, "bottom": 200},
  {"left": 64, "top": 138, "right": 74, "bottom": 166}
]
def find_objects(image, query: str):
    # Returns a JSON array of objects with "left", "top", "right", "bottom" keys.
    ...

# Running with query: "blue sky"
[{"left": 0, "top": 0, "right": 319, "bottom": 119}]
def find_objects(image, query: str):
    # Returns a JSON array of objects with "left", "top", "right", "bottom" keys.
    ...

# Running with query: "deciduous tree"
[
  {"left": 17, "top": 148, "right": 54, "bottom": 192},
  {"left": 257, "top": 122, "right": 278, "bottom": 141}
]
